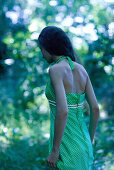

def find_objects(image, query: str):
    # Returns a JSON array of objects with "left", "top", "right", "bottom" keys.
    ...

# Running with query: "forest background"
[{"left": 0, "top": 0, "right": 113, "bottom": 169}]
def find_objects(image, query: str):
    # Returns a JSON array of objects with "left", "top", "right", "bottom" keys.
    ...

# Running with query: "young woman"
[{"left": 38, "top": 26, "right": 100, "bottom": 170}]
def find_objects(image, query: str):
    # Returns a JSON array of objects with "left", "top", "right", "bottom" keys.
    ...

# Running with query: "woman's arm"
[
  {"left": 49, "top": 66, "right": 68, "bottom": 153},
  {"left": 89, "top": 107, "right": 99, "bottom": 143},
  {"left": 85, "top": 74, "right": 100, "bottom": 143}
]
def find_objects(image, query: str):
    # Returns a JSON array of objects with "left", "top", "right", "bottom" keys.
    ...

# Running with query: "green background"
[{"left": 0, "top": 0, "right": 113, "bottom": 169}]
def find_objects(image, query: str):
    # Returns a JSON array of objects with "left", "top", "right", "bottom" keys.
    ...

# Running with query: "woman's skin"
[{"left": 40, "top": 47, "right": 100, "bottom": 168}]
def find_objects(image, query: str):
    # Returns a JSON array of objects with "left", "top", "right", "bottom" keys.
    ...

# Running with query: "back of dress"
[{"left": 45, "top": 56, "right": 94, "bottom": 170}]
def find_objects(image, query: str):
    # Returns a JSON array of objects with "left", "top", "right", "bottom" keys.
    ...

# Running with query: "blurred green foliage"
[{"left": 0, "top": 0, "right": 113, "bottom": 169}]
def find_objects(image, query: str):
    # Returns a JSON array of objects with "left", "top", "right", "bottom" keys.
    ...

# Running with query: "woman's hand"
[{"left": 46, "top": 150, "right": 59, "bottom": 168}]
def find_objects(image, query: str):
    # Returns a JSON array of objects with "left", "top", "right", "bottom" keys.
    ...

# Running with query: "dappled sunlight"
[
  {"left": 28, "top": 18, "right": 46, "bottom": 32},
  {"left": 49, "top": 0, "right": 58, "bottom": 6},
  {"left": 61, "top": 15, "right": 73, "bottom": 27},
  {"left": 43, "top": 133, "right": 50, "bottom": 139},
  {"left": 104, "top": 65, "right": 112, "bottom": 75},
  {"left": 6, "top": 11, "right": 19, "bottom": 24},
  {"left": 100, "top": 110, "right": 108, "bottom": 119},
  {"left": 4, "top": 59, "right": 15, "bottom": 65}
]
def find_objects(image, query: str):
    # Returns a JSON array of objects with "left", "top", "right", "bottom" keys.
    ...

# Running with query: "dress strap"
[{"left": 55, "top": 56, "right": 74, "bottom": 70}]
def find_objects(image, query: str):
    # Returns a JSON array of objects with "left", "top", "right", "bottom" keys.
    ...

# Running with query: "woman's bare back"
[
  {"left": 55, "top": 60, "right": 99, "bottom": 110},
  {"left": 62, "top": 61, "right": 87, "bottom": 94}
]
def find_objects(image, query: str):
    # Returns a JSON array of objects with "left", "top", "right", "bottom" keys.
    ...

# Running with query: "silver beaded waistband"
[{"left": 48, "top": 99, "right": 84, "bottom": 108}]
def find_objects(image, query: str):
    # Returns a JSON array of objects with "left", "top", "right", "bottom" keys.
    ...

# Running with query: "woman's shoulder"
[
  {"left": 73, "top": 62, "right": 88, "bottom": 76},
  {"left": 73, "top": 61, "right": 83, "bottom": 69},
  {"left": 49, "top": 61, "right": 88, "bottom": 78}
]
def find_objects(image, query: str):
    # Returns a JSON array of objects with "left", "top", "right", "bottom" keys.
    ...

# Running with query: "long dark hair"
[{"left": 38, "top": 26, "right": 81, "bottom": 64}]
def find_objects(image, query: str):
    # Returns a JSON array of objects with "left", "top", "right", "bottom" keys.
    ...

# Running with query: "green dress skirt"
[{"left": 45, "top": 56, "right": 94, "bottom": 170}]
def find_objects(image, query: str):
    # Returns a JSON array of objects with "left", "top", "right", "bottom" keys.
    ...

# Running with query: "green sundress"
[{"left": 45, "top": 56, "right": 94, "bottom": 170}]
